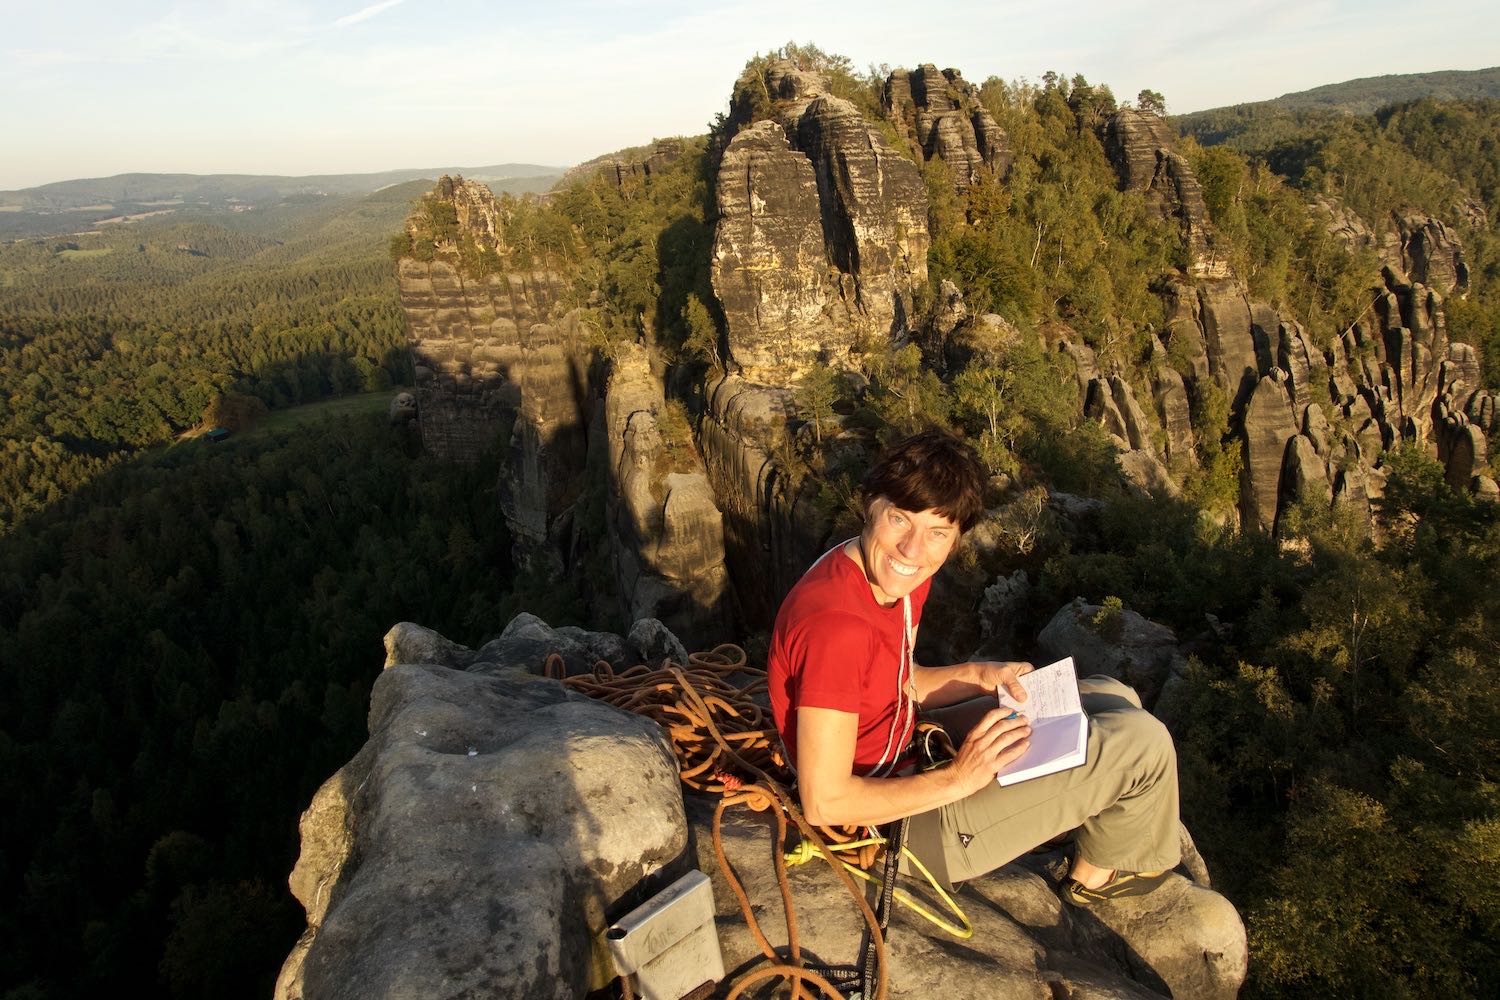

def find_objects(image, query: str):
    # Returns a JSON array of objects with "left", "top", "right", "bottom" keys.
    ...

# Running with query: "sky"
[{"left": 2, "top": 0, "right": 1497, "bottom": 191}]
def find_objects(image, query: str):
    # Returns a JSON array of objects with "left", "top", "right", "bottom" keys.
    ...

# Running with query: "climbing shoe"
[{"left": 1064, "top": 868, "right": 1171, "bottom": 905}]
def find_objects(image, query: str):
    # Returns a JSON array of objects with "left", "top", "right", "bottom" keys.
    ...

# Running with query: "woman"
[{"left": 767, "top": 428, "right": 1181, "bottom": 903}]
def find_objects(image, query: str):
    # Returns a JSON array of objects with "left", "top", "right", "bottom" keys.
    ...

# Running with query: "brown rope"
[{"left": 547, "top": 647, "right": 891, "bottom": 1000}]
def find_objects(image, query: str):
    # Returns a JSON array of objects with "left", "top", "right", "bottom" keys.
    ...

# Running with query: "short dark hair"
[{"left": 861, "top": 428, "right": 986, "bottom": 532}]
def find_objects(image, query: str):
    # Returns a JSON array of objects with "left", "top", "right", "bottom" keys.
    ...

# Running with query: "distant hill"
[
  {"left": 1174, "top": 66, "right": 1500, "bottom": 150},
  {"left": 0, "top": 165, "right": 565, "bottom": 241}
]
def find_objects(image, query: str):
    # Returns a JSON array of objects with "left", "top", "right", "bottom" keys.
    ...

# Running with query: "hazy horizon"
[
  {"left": 0, "top": 161, "right": 570, "bottom": 195},
  {"left": 4, "top": 0, "right": 1498, "bottom": 192}
]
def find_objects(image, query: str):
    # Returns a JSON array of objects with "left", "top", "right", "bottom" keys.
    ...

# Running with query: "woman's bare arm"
[
  {"left": 795, "top": 704, "right": 1031, "bottom": 827},
  {"left": 911, "top": 659, "right": 1033, "bottom": 708}
]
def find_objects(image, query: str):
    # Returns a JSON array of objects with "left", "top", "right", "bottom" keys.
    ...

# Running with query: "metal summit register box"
[{"left": 605, "top": 869, "right": 723, "bottom": 1000}]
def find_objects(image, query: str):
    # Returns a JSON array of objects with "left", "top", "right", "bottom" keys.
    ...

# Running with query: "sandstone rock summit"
[
  {"left": 278, "top": 615, "right": 1247, "bottom": 1000},
  {"left": 712, "top": 74, "right": 928, "bottom": 382},
  {"left": 276, "top": 619, "right": 687, "bottom": 1000},
  {"left": 885, "top": 64, "right": 1011, "bottom": 189}
]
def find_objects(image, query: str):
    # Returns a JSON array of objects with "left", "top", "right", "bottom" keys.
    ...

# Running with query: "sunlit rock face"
[
  {"left": 706, "top": 59, "right": 932, "bottom": 619},
  {"left": 713, "top": 60, "right": 929, "bottom": 383},
  {"left": 276, "top": 618, "right": 688, "bottom": 1000},
  {"left": 395, "top": 176, "right": 592, "bottom": 570},
  {"left": 710, "top": 120, "right": 838, "bottom": 377},
  {"left": 396, "top": 257, "right": 564, "bottom": 464},
  {"left": 795, "top": 93, "right": 930, "bottom": 339},
  {"left": 1387, "top": 212, "right": 1469, "bottom": 295},
  {"left": 1093, "top": 115, "right": 1488, "bottom": 533},
  {"left": 1317, "top": 197, "right": 1470, "bottom": 297},
  {"left": 1102, "top": 108, "right": 1226, "bottom": 279},
  {"left": 885, "top": 64, "right": 1011, "bottom": 190}
]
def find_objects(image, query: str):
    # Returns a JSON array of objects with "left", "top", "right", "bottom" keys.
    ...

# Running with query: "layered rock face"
[
  {"left": 884, "top": 64, "right": 1011, "bottom": 189},
  {"left": 1051, "top": 331, "right": 1183, "bottom": 500},
  {"left": 554, "top": 139, "right": 687, "bottom": 190},
  {"left": 1319, "top": 198, "right": 1471, "bottom": 296},
  {"left": 1180, "top": 267, "right": 1483, "bottom": 530},
  {"left": 597, "top": 139, "right": 686, "bottom": 187},
  {"left": 1388, "top": 212, "right": 1469, "bottom": 294},
  {"left": 706, "top": 60, "right": 932, "bottom": 616},
  {"left": 796, "top": 95, "right": 929, "bottom": 337},
  {"left": 396, "top": 177, "right": 593, "bottom": 565},
  {"left": 1316, "top": 193, "right": 1378, "bottom": 255},
  {"left": 710, "top": 120, "right": 838, "bottom": 375},
  {"left": 494, "top": 306, "right": 593, "bottom": 561},
  {"left": 1102, "top": 109, "right": 1227, "bottom": 279},
  {"left": 712, "top": 60, "right": 929, "bottom": 380},
  {"left": 398, "top": 177, "right": 730, "bottom": 639},
  {"left": 435, "top": 174, "right": 504, "bottom": 248},
  {"left": 397, "top": 256, "right": 568, "bottom": 464},
  {"left": 696, "top": 374, "right": 833, "bottom": 623},
  {"left": 1090, "top": 119, "right": 1490, "bottom": 533},
  {"left": 604, "top": 344, "right": 734, "bottom": 642}
]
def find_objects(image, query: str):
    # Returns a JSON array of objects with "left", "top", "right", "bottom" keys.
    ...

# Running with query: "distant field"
[
  {"left": 57, "top": 247, "right": 113, "bottom": 259},
  {"left": 241, "top": 390, "right": 401, "bottom": 441},
  {"left": 172, "top": 391, "right": 402, "bottom": 451}
]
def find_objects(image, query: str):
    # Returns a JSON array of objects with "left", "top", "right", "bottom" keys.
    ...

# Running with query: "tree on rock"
[
  {"left": 794, "top": 366, "right": 841, "bottom": 444},
  {"left": 1137, "top": 89, "right": 1167, "bottom": 116}
]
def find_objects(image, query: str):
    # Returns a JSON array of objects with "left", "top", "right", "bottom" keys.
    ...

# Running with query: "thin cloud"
[
  {"left": 3, "top": 48, "right": 94, "bottom": 71},
  {"left": 336, "top": 0, "right": 406, "bottom": 28}
]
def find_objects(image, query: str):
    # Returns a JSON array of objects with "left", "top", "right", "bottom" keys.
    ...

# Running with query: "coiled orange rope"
[
  {"left": 543, "top": 645, "right": 881, "bottom": 867},
  {"left": 544, "top": 645, "right": 891, "bottom": 1000}
]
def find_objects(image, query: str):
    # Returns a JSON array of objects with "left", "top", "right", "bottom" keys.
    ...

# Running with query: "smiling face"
[{"left": 857, "top": 497, "right": 960, "bottom": 607}]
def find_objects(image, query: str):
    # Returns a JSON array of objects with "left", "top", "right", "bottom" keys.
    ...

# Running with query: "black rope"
[
  {"left": 860, "top": 817, "right": 906, "bottom": 1000},
  {"left": 802, "top": 816, "right": 907, "bottom": 999}
]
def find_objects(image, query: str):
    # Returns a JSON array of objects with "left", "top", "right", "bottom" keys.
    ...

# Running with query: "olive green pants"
[{"left": 903, "top": 676, "right": 1180, "bottom": 888}]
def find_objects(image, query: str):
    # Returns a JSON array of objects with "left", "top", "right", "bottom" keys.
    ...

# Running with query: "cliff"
[
  {"left": 1085, "top": 106, "right": 1491, "bottom": 532},
  {"left": 885, "top": 64, "right": 1011, "bottom": 189},
  {"left": 713, "top": 60, "right": 929, "bottom": 379},
  {"left": 392, "top": 176, "right": 732, "bottom": 642},
  {"left": 388, "top": 54, "right": 1495, "bottom": 654},
  {"left": 704, "top": 58, "right": 934, "bottom": 620},
  {"left": 394, "top": 177, "right": 590, "bottom": 570}
]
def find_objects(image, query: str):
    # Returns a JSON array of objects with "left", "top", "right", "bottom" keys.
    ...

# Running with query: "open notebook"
[{"left": 995, "top": 656, "right": 1088, "bottom": 786}]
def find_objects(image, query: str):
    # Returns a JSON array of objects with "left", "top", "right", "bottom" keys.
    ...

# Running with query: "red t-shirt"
[{"left": 768, "top": 543, "right": 930, "bottom": 775}]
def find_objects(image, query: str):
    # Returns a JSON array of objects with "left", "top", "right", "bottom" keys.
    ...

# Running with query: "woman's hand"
[
  {"left": 947, "top": 706, "right": 1032, "bottom": 796},
  {"left": 973, "top": 660, "right": 1034, "bottom": 705}
]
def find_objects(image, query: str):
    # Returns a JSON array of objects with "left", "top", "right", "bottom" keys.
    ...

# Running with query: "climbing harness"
[
  {"left": 783, "top": 833, "right": 972, "bottom": 940},
  {"left": 546, "top": 644, "right": 973, "bottom": 1000}
]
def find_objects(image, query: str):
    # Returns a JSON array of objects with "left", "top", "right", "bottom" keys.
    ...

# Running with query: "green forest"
[
  {"left": 0, "top": 183, "right": 429, "bottom": 536},
  {"left": 3, "top": 46, "right": 1500, "bottom": 999},
  {"left": 0, "top": 187, "right": 526, "bottom": 997}
]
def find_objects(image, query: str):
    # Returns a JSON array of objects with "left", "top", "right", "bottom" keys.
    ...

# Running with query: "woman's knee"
[
  {"left": 1079, "top": 674, "right": 1143, "bottom": 710},
  {"left": 1095, "top": 704, "right": 1176, "bottom": 771}
]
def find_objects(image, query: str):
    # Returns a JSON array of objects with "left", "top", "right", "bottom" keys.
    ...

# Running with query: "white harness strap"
[{"left": 868, "top": 592, "right": 915, "bottom": 778}]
